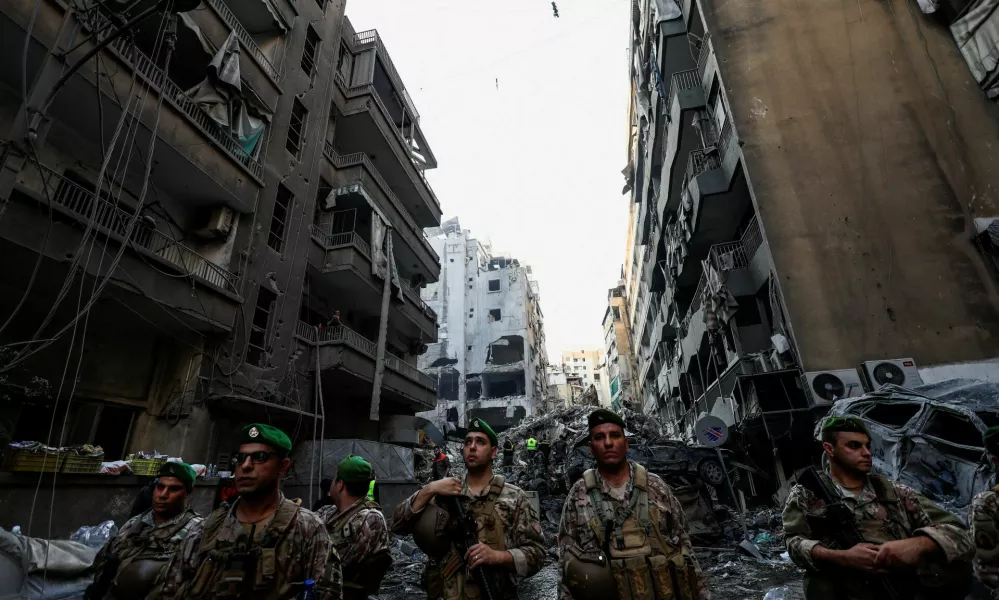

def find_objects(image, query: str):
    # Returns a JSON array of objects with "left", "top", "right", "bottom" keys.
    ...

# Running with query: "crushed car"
[{"left": 823, "top": 378, "right": 998, "bottom": 510}]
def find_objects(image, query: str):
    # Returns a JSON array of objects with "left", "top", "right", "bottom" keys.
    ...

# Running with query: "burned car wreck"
[{"left": 823, "top": 379, "right": 999, "bottom": 510}]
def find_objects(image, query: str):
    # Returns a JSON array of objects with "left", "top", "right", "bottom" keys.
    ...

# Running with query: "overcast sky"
[{"left": 345, "top": 0, "right": 631, "bottom": 363}]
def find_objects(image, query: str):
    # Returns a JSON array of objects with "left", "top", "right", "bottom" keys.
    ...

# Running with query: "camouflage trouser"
[{"left": 803, "top": 572, "right": 941, "bottom": 600}]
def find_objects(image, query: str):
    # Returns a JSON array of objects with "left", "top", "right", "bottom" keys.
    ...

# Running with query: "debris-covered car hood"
[{"left": 822, "top": 379, "right": 998, "bottom": 511}]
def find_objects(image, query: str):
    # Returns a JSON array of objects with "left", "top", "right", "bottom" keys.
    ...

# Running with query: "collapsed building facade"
[
  {"left": 418, "top": 218, "right": 550, "bottom": 431},
  {"left": 622, "top": 0, "right": 999, "bottom": 498},
  {"left": 0, "top": 0, "right": 441, "bottom": 523}
]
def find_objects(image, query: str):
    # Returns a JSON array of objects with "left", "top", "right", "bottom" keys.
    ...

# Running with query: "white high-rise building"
[{"left": 418, "top": 218, "right": 549, "bottom": 431}]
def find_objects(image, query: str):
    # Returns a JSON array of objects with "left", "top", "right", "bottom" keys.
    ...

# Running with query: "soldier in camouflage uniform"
[
  {"left": 317, "top": 455, "right": 392, "bottom": 600},
  {"left": 783, "top": 416, "right": 974, "bottom": 600},
  {"left": 971, "top": 425, "right": 999, "bottom": 594},
  {"left": 393, "top": 417, "right": 545, "bottom": 599},
  {"left": 557, "top": 409, "right": 710, "bottom": 600},
  {"left": 160, "top": 424, "right": 342, "bottom": 600},
  {"left": 86, "top": 462, "right": 202, "bottom": 600}
]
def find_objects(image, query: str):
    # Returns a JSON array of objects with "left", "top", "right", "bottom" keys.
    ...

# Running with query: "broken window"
[
  {"left": 436, "top": 370, "right": 460, "bottom": 401},
  {"left": 247, "top": 287, "right": 277, "bottom": 367},
  {"left": 286, "top": 99, "right": 307, "bottom": 158},
  {"left": 923, "top": 409, "right": 983, "bottom": 448},
  {"left": 466, "top": 380, "right": 482, "bottom": 400},
  {"left": 268, "top": 184, "right": 293, "bottom": 253},
  {"left": 613, "top": 306, "right": 621, "bottom": 320},
  {"left": 301, "top": 26, "right": 321, "bottom": 80},
  {"left": 337, "top": 44, "right": 352, "bottom": 82},
  {"left": 487, "top": 335, "right": 524, "bottom": 365},
  {"left": 489, "top": 309, "right": 501, "bottom": 321},
  {"left": 488, "top": 279, "right": 501, "bottom": 292},
  {"left": 314, "top": 177, "right": 333, "bottom": 224},
  {"left": 862, "top": 403, "right": 920, "bottom": 429}
]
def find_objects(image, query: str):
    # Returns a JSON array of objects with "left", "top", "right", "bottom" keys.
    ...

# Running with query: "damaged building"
[
  {"left": 602, "top": 279, "right": 640, "bottom": 410},
  {"left": 0, "top": 0, "right": 441, "bottom": 523},
  {"left": 418, "top": 218, "right": 550, "bottom": 431},
  {"left": 622, "top": 0, "right": 999, "bottom": 498}
]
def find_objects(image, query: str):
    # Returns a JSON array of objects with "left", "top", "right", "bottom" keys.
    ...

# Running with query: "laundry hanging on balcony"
[
  {"left": 371, "top": 216, "right": 404, "bottom": 302},
  {"left": 652, "top": 0, "right": 682, "bottom": 24},
  {"left": 951, "top": 0, "right": 999, "bottom": 99},
  {"left": 702, "top": 259, "right": 739, "bottom": 325},
  {"left": 183, "top": 28, "right": 272, "bottom": 158}
]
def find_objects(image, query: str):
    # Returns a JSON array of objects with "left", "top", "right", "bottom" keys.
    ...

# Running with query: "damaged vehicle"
[
  {"left": 565, "top": 439, "right": 729, "bottom": 489},
  {"left": 824, "top": 379, "right": 998, "bottom": 510}
]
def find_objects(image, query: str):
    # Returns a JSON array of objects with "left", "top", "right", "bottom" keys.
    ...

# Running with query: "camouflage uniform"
[
  {"left": 557, "top": 462, "right": 711, "bottom": 600},
  {"left": 783, "top": 468, "right": 974, "bottom": 600},
  {"left": 392, "top": 474, "right": 546, "bottom": 599},
  {"left": 86, "top": 507, "right": 202, "bottom": 600},
  {"left": 317, "top": 498, "right": 392, "bottom": 599},
  {"left": 971, "top": 486, "right": 999, "bottom": 593},
  {"left": 159, "top": 493, "right": 342, "bottom": 600}
]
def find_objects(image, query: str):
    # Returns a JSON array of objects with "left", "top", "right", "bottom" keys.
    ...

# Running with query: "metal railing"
[
  {"left": 667, "top": 69, "right": 701, "bottom": 108},
  {"left": 300, "top": 321, "right": 436, "bottom": 389},
  {"left": 39, "top": 166, "right": 240, "bottom": 295},
  {"left": 353, "top": 29, "right": 420, "bottom": 121},
  {"left": 400, "top": 280, "right": 436, "bottom": 319},
  {"left": 681, "top": 271, "right": 708, "bottom": 332},
  {"left": 323, "top": 141, "right": 437, "bottom": 259},
  {"left": 707, "top": 215, "right": 761, "bottom": 272},
  {"left": 205, "top": 0, "right": 279, "bottom": 81},
  {"left": 687, "top": 149, "right": 720, "bottom": 181},
  {"left": 696, "top": 32, "right": 712, "bottom": 76},
  {"left": 92, "top": 14, "right": 264, "bottom": 179}
]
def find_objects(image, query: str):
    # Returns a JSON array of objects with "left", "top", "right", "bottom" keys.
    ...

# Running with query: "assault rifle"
[
  {"left": 796, "top": 467, "right": 906, "bottom": 600},
  {"left": 443, "top": 495, "right": 498, "bottom": 600}
]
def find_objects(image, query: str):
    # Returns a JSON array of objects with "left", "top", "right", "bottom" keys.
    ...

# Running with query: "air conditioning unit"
[
  {"left": 195, "top": 206, "right": 235, "bottom": 240},
  {"left": 860, "top": 358, "right": 922, "bottom": 390},
  {"left": 804, "top": 369, "right": 866, "bottom": 406}
]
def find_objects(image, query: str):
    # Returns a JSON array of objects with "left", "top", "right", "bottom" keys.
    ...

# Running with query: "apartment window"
[
  {"left": 314, "top": 177, "right": 333, "bottom": 224},
  {"left": 286, "top": 99, "right": 307, "bottom": 158},
  {"left": 268, "top": 184, "right": 293, "bottom": 252},
  {"left": 489, "top": 309, "right": 501, "bottom": 322},
  {"left": 336, "top": 44, "right": 352, "bottom": 82},
  {"left": 301, "top": 26, "right": 321, "bottom": 79},
  {"left": 247, "top": 287, "right": 277, "bottom": 366},
  {"left": 488, "top": 279, "right": 500, "bottom": 292},
  {"left": 612, "top": 306, "right": 621, "bottom": 320}
]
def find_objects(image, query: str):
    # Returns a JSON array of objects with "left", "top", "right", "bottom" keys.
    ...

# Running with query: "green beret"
[
  {"left": 588, "top": 409, "right": 626, "bottom": 431},
  {"left": 467, "top": 418, "right": 498, "bottom": 445},
  {"left": 820, "top": 416, "right": 871, "bottom": 437},
  {"left": 984, "top": 426, "right": 999, "bottom": 449},
  {"left": 158, "top": 461, "right": 196, "bottom": 489},
  {"left": 241, "top": 423, "right": 292, "bottom": 453},
  {"left": 336, "top": 455, "right": 373, "bottom": 483}
]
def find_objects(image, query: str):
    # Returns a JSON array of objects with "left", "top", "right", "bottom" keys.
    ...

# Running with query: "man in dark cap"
[
  {"left": 87, "top": 462, "right": 202, "bottom": 600},
  {"left": 557, "top": 409, "right": 709, "bottom": 599},
  {"left": 317, "top": 455, "right": 392, "bottom": 600},
  {"left": 782, "top": 416, "right": 973, "bottom": 600},
  {"left": 160, "top": 424, "right": 342, "bottom": 600},
  {"left": 970, "top": 426, "right": 999, "bottom": 592},
  {"left": 393, "top": 417, "right": 545, "bottom": 599}
]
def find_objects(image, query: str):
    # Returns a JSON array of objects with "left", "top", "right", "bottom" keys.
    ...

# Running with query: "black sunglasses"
[{"left": 232, "top": 451, "right": 279, "bottom": 466}]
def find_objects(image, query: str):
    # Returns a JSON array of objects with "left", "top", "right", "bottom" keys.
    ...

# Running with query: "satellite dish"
[{"left": 694, "top": 415, "right": 728, "bottom": 448}]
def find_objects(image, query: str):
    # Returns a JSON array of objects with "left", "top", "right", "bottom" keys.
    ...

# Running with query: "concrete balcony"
[
  {"left": 25, "top": 11, "right": 267, "bottom": 214},
  {"left": 705, "top": 216, "right": 771, "bottom": 297},
  {"left": 5, "top": 163, "right": 241, "bottom": 333},
  {"left": 195, "top": 0, "right": 284, "bottom": 105},
  {"left": 307, "top": 223, "right": 437, "bottom": 342},
  {"left": 295, "top": 321, "right": 436, "bottom": 412},
  {"left": 323, "top": 144, "right": 440, "bottom": 283},
  {"left": 657, "top": 68, "right": 707, "bottom": 221}
]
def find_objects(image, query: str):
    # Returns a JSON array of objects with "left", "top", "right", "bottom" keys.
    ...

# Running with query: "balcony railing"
[
  {"left": 353, "top": 29, "right": 421, "bottom": 121},
  {"left": 687, "top": 149, "right": 721, "bottom": 182},
  {"left": 707, "top": 215, "right": 762, "bottom": 272},
  {"left": 667, "top": 69, "right": 701, "bottom": 109},
  {"left": 204, "top": 0, "right": 279, "bottom": 81},
  {"left": 400, "top": 280, "right": 436, "bottom": 320},
  {"left": 298, "top": 321, "right": 436, "bottom": 389},
  {"left": 681, "top": 271, "right": 708, "bottom": 332},
  {"left": 696, "top": 32, "right": 712, "bottom": 76},
  {"left": 323, "top": 142, "right": 436, "bottom": 256},
  {"left": 89, "top": 13, "right": 264, "bottom": 180},
  {"left": 39, "top": 166, "right": 240, "bottom": 296}
]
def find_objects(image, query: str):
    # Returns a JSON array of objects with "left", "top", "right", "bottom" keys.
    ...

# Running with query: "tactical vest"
[
  {"left": 974, "top": 487, "right": 999, "bottom": 564},
  {"left": 109, "top": 509, "right": 200, "bottom": 600},
  {"left": 812, "top": 472, "right": 910, "bottom": 545},
  {"left": 425, "top": 476, "right": 517, "bottom": 600},
  {"left": 331, "top": 500, "right": 391, "bottom": 599},
  {"left": 185, "top": 498, "right": 304, "bottom": 599},
  {"left": 571, "top": 465, "right": 698, "bottom": 600}
]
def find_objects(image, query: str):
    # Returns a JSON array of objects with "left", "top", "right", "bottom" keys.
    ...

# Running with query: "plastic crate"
[
  {"left": 128, "top": 457, "right": 167, "bottom": 476},
  {"left": 61, "top": 454, "right": 104, "bottom": 474},
  {"left": 5, "top": 449, "right": 65, "bottom": 473}
]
